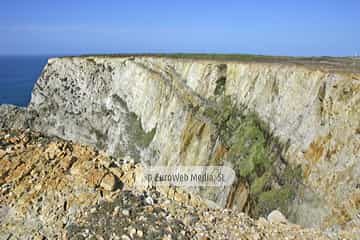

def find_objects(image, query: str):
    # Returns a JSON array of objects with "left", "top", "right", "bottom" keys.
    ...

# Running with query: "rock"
[
  {"left": 121, "top": 235, "right": 131, "bottom": 240},
  {"left": 100, "top": 173, "right": 119, "bottom": 191},
  {"left": 110, "top": 167, "right": 124, "bottom": 179},
  {"left": 112, "top": 206, "right": 120, "bottom": 216},
  {"left": 112, "top": 234, "right": 121, "bottom": 240},
  {"left": 183, "top": 214, "right": 200, "bottom": 225},
  {"left": 123, "top": 156, "right": 135, "bottom": 164},
  {"left": 0, "top": 129, "right": 338, "bottom": 239},
  {"left": 120, "top": 172, "right": 135, "bottom": 186},
  {"left": 121, "top": 209, "right": 130, "bottom": 216},
  {"left": 257, "top": 217, "right": 268, "bottom": 225},
  {"left": 95, "top": 234, "right": 105, "bottom": 240},
  {"left": 174, "top": 191, "right": 187, "bottom": 202},
  {"left": 0, "top": 149, "right": 6, "bottom": 159},
  {"left": 267, "top": 210, "right": 288, "bottom": 224},
  {"left": 98, "top": 156, "right": 112, "bottom": 168},
  {"left": 1, "top": 54, "right": 360, "bottom": 236},
  {"left": 20, "top": 133, "right": 30, "bottom": 144},
  {"left": 128, "top": 227, "right": 136, "bottom": 238},
  {"left": 162, "top": 234, "right": 172, "bottom": 240},
  {"left": 136, "top": 230, "right": 143, "bottom": 237},
  {"left": 145, "top": 196, "right": 154, "bottom": 205},
  {"left": 0, "top": 205, "right": 9, "bottom": 223}
]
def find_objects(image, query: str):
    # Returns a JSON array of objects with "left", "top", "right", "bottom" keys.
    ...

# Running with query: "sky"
[{"left": 0, "top": 0, "right": 359, "bottom": 56}]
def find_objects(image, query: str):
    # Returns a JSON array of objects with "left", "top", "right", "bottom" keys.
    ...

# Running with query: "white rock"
[
  {"left": 122, "top": 209, "right": 130, "bottom": 216},
  {"left": 128, "top": 227, "right": 136, "bottom": 238},
  {"left": 145, "top": 196, "right": 154, "bottom": 205},
  {"left": 136, "top": 230, "right": 143, "bottom": 237},
  {"left": 267, "top": 210, "right": 288, "bottom": 224},
  {"left": 121, "top": 235, "right": 130, "bottom": 240}
]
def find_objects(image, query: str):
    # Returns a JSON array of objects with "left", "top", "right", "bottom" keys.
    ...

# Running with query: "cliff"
[
  {"left": 1, "top": 55, "right": 359, "bottom": 237},
  {"left": 1, "top": 128, "right": 336, "bottom": 239}
]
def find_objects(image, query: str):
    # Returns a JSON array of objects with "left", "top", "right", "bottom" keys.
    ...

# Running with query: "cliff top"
[{"left": 57, "top": 53, "right": 360, "bottom": 73}]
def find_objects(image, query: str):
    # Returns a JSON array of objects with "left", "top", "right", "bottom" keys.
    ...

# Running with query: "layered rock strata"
[{"left": 0, "top": 56, "right": 359, "bottom": 235}]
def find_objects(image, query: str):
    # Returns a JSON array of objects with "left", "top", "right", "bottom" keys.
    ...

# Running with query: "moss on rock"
[
  {"left": 250, "top": 171, "right": 271, "bottom": 196},
  {"left": 255, "top": 186, "right": 296, "bottom": 217},
  {"left": 201, "top": 95, "right": 303, "bottom": 218},
  {"left": 126, "top": 112, "right": 157, "bottom": 149}
]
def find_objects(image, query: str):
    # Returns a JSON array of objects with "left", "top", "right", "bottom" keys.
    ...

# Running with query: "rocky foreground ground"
[{"left": 0, "top": 129, "right": 354, "bottom": 239}]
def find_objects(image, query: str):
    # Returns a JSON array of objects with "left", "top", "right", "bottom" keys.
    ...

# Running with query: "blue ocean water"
[{"left": 0, "top": 56, "right": 50, "bottom": 107}]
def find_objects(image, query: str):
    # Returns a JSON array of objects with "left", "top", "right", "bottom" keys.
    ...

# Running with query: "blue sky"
[{"left": 0, "top": 0, "right": 359, "bottom": 56}]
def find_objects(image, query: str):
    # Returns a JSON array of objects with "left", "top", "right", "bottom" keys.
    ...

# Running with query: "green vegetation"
[
  {"left": 76, "top": 53, "right": 352, "bottom": 63},
  {"left": 110, "top": 94, "right": 157, "bottom": 159},
  {"left": 214, "top": 76, "right": 226, "bottom": 95},
  {"left": 250, "top": 171, "right": 271, "bottom": 196},
  {"left": 256, "top": 186, "right": 295, "bottom": 216},
  {"left": 59, "top": 53, "right": 360, "bottom": 73},
  {"left": 226, "top": 113, "right": 272, "bottom": 178},
  {"left": 203, "top": 94, "right": 302, "bottom": 217},
  {"left": 112, "top": 94, "right": 129, "bottom": 111},
  {"left": 126, "top": 112, "right": 156, "bottom": 149}
]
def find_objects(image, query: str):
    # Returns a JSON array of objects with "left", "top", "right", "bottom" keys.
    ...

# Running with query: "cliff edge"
[{"left": 1, "top": 55, "right": 359, "bottom": 237}]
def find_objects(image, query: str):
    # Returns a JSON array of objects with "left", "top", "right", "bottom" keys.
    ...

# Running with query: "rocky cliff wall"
[{"left": 1, "top": 56, "right": 359, "bottom": 234}]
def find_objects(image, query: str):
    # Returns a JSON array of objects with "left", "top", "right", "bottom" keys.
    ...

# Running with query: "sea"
[{"left": 0, "top": 55, "right": 51, "bottom": 107}]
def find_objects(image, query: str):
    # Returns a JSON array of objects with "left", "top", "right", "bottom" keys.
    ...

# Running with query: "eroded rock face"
[
  {"left": 0, "top": 56, "right": 359, "bottom": 234},
  {"left": 0, "top": 129, "right": 344, "bottom": 240},
  {"left": 0, "top": 105, "right": 36, "bottom": 129}
]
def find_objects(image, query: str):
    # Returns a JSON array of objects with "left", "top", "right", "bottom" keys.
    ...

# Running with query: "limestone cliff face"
[{"left": 1, "top": 56, "right": 359, "bottom": 234}]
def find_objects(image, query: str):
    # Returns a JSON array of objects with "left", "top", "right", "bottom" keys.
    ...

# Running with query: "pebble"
[
  {"left": 128, "top": 227, "right": 136, "bottom": 238},
  {"left": 112, "top": 206, "right": 120, "bottom": 216},
  {"left": 145, "top": 196, "right": 154, "bottom": 205},
  {"left": 137, "top": 230, "right": 143, "bottom": 237},
  {"left": 95, "top": 234, "right": 105, "bottom": 240},
  {"left": 267, "top": 210, "right": 288, "bottom": 224},
  {"left": 183, "top": 214, "right": 199, "bottom": 225},
  {"left": 121, "top": 234, "right": 131, "bottom": 240},
  {"left": 162, "top": 234, "right": 172, "bottom": 240},
  {"left": 122, "top": 209, "right": 130, "bottom": 216}
]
